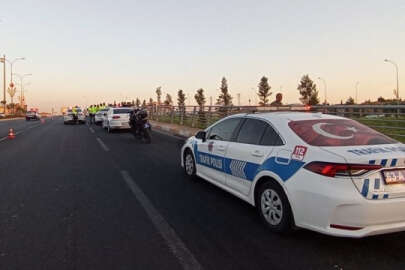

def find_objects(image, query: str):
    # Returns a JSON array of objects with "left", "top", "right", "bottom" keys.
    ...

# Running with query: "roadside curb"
[
  {"left": 150, "top": 120, "right": 200, "bottom": 139},
  {"left": 0, "top": 117, "right": 24, "bottom": 122}
]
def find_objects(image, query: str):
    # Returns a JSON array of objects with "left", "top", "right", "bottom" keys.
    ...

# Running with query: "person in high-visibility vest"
[
  {"left": 88, "top": 105, "right": 95, "bottom": 124},
  {"left": 72, "top": 106, "right": 78, "bottom": 123}
]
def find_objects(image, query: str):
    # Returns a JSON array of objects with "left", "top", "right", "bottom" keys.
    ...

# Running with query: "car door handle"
[
  {"left": 217, "top": 145, "right": 226, "bottom": 151},
  {"left": 252, "top": 150, "right": 264, "bottom": 157}
]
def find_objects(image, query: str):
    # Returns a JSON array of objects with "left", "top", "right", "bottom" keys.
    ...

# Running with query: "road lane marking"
[
  {"left": 96, "top": 137, "right": 110, "bottom": 152},
  {"left": 120, "top": 170, "right": 203, "bottom": 270},
  {"left": 89, "top": 127, "right": 95, "bottom": 133},
  {"left": 0, "top": 124, "right": 42, "bottom": 143}
]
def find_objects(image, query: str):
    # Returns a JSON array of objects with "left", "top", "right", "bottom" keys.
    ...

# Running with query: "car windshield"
[
  {"left": 289, "top": 119, "right": 398, "bottom": 146},
  {"left": 113, "top": 108, "right": 132, "bottom": 114}
]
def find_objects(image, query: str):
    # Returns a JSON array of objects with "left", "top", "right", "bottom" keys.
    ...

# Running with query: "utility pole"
[
  {"left": 355, "top": 82, "right": 360, "bottom": 104},
  {"left": 384, "top": 59, "right": 400, "bottom": 102},
  {"left": 237, "top": 93, "right": 241, "bottom": 106},
  {"left": 2, "top": 55, "right": 6, "bottom": 115}
]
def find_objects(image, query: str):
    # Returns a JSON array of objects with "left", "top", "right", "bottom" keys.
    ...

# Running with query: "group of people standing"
[{"left": 87, "top": 103, "right": 107, "bottom": 124}]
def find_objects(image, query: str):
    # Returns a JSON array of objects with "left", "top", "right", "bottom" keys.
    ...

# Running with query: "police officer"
[{"left": 72, "top": 106, "right": 78, "bottom": 123}]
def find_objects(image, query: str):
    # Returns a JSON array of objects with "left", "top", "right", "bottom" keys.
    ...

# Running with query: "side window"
[
  {"left": 236, "top": 119, "right": 267, "bottom": 145},
  {"left": 208, "top": 118, "right": 241, "bottom": 141},
  {"left": 260, "top": 125, "right": 284, "bottom": 146}
]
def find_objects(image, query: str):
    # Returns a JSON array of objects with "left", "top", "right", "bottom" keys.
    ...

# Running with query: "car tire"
[
  {"left": 183, "top": 149, "right": 197, "bottom": 180},
  {"left": 256, "top": 180, "right": 294, "bottom": 234}
]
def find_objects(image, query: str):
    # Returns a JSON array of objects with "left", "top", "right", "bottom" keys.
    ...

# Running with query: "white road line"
[
  {"left": 0, "top": 137, "right": 7, "bottom": 142},
  {"left": 96, "top": 137, "right": 110, "bottom": 152},
  {"left": 89, "top": 127, "right": 95, "bottom": 133},
  {"left": 120, "top": 170, "right": 203, "bottom": 270}
]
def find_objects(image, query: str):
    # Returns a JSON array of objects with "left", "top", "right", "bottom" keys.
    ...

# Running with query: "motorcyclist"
[{"left": 130, "top": 108, "right": 151, "bottom": 143}]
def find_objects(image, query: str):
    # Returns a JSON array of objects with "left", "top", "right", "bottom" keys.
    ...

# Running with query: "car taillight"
[
  {"left": 304, "top": 162, "right": 382, "bottom": 177},
  {"left": 112, "top": 116, "right": 120, "bottom": 119}
]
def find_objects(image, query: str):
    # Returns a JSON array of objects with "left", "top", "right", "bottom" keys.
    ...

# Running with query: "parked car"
[
  {"left": 26, "top": 111, "right": 41, "bottom": 121},
  {"left": 63, "top": 108, "right": 85, "bottom": 124},
  {"left": 181, "top": 112, "right": 404, "bottom": 238},
  {"left": 102, "top": 107, "right": 132, "bottom": 132},
  {"left": 95, "top": 108, "right": 109, "bottom": 125}
]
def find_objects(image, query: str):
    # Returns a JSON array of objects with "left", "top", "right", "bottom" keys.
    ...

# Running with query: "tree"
[
  {"left": 377, "top": 96, "right": 386, "bottom": 103},
  {"left": 135, "top": 98, "right": 141, "bottom": 107},
  {"left": 177, "top": 89, "right": 186, "bottom": 108},
  {"left": 216, "top": 77, "right": 232, "bottom": 106},
  {"left": 156, "top": 87, "right": 162, "bottom": 105},
  {"left": 195, "top": 88, "right": 206, "bottom": 108},
  {"left": 195, "top": 88, "right": 207, "bottom": 127},
  {"left": 164, "top": 93, "right": 173, "bottom": 106},
  {"left": 345, "top": 96, "right": 355, "bottom": 105},
  {"left": 297, "top": 75, "right": 319, "bottom": 105},
  {"left": 149, "top": 98, "right": 154, "bottom": 105},
  {"left": 257, "top": 76, "right": 272, "bottom": 106},
  {"left": 142, "top": 100, "right": 147, "bottom": 107}
]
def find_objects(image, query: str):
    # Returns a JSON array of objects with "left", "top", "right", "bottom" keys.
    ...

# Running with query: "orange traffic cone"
[{"left": 8, "top": 128, "right": 15, "bottom": 139}]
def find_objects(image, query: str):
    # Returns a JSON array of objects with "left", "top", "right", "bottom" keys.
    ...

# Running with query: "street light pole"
[
  {"left": 5, "top": 57, "right": 25, "bottom": 83},
  {"left": 355, "top": 81, "right": 360, "bottom": 104},
  {"left": 13, "top": 73, "right": 32, "bottom": 109},
  {"left": 317, "top": 77, "right": 327, "bottom": 104},
  {"left": 2, "top": 55, "right": 6, "bottom": 115},
  {"left": 384, "top": 59, "right": 400, "bottom": 103}
]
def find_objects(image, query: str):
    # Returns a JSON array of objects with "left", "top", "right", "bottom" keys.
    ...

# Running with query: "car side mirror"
[
  {"left": 103, "top": 113, "right": 107, "bottom": 116},
  {"left": 195, "top": 131, "right": 206, "bottom": 142}
]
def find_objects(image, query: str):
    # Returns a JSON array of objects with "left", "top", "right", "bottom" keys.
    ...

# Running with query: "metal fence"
[{"left": 146, "top": 104, "right": 405, "bottom": 140}]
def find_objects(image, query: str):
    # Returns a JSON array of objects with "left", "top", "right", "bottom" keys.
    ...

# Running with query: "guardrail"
[{"left": 146, "top": 104, "right": 405, "bottom": 141}]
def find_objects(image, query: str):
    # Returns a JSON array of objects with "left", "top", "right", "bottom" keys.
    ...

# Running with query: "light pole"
[
  {"left": 317, "top": 77, "right": 327, "bottom": 105},
  {"left": 355, "top": 81, "right": 360, "bottom": 104},
  {"left": 384, "top": 59, "right": 400, "bottom": 103},
  {"left": 13, "top": 73, "right": 32, "bottom": 109},
  {"left": 5, "top": 57, "right": 25, "bottom": 83}
]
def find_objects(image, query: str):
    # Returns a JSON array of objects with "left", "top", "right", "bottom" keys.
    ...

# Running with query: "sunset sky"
[{"left": 1, "top": 0, "right": 404, "bottom": 111}]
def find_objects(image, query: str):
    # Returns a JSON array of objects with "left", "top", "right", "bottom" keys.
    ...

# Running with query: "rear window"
[
  {"left": 113, "top": 109, "right": 131, "bottom": 114},
  {"left": 289, "top": 119, "right": 397, "bottom": 146}
]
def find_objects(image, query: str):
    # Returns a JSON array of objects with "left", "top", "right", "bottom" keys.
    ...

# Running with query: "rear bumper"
[
  {"left": 288, "top": 170, "right": 405, "bottom": 237},
  {"left": 109, "top": 120, "right": 130, "bottom": 129},
  {"left": 326, "top": 198, "right": 405, "bottom": 237}
]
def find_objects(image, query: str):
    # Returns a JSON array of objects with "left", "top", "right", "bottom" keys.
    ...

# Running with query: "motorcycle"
[{"left": 130, "top": 109, "right": 152, "bottom": 144}]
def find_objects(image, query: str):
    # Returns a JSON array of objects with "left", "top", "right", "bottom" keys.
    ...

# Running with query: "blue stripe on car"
[
  {"left": 193, "top": 144, "right": 304, "bottom": 182},
  {"left": 361, "top": 179, "right": 369, "bottom": 197}
]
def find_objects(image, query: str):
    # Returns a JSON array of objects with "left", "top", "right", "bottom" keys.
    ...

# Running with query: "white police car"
[{"left": 181, "top": 112, "right": 405, "bottom": 237}]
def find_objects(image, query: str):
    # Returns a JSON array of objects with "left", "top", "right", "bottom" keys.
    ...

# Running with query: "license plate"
[{"left": 383, "top": 169, "right": 405, "bottom": 184}]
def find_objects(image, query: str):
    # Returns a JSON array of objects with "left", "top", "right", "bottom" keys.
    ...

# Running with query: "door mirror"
[
  {"left": 195, "top": 131, "right": 206, "bottom": 142},
  {"left": 103, "top": 113, "right": 107, "bottom": 116}
]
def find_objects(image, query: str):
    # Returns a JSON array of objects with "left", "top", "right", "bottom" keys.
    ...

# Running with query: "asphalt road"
[{"left": 0, "top": 117, "right": 405, "bottom": 270}]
